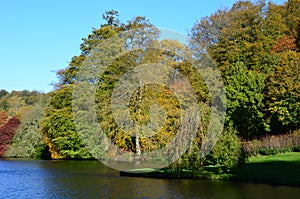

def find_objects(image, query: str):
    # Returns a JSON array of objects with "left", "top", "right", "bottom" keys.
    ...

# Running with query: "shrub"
[
  {"left": 205, "top": 127, "right": 244, "bottom": 172},
  {"left": 243, "top": 131, "right": 300, "bottom": 156}
]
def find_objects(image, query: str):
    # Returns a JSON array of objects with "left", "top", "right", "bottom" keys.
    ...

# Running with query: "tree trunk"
[{"left": 136, "top": 132, "right": 141, "bottom": 156}]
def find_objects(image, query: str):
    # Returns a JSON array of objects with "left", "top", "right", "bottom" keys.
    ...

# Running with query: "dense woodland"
[
  {"left": 0, "top": 0, "right": 299, "bottom": 172},
  {"left": 0, "top": 90, "right": 47, "bottom": 158}
]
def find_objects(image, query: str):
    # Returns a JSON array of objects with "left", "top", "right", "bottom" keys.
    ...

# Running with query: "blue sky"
[{"left": 0, "top": 0, "right": 286, "bottom": 93}]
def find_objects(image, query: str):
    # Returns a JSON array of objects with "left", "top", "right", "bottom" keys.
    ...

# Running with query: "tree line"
[
  {"left": 0, "top": 0, "right": 299, "bottom": 172},
  {"left": 0, "top": 90, "right": 48, "bottom": 158}
]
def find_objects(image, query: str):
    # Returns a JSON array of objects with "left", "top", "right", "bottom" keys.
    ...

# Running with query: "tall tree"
[
  {"left": 224, "top": 61, "right": 267, "bottom": 138},
  {"left": 266, "top": 51, "right": 300, "bottom": 133}
]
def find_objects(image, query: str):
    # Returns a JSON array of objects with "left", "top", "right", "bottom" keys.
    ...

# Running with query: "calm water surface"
[{"left": 0, "top": 159, "right": 300, "bottom": 198}]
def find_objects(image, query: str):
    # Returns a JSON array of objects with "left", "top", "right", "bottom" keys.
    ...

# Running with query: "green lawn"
[
  {"left": 231, "top": 152, "right": 300, "bottom": 186},
  {"left": 121, "top": 152, "right": 300, "bottom": 187}
]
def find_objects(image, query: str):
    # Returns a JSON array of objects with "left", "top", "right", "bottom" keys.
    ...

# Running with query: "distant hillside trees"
[{"left": 0, "top": 90, "right": 47, "bottom": 158}]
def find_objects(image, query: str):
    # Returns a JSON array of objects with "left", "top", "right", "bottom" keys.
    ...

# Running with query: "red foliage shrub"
[
  {"left": 243, "top": 131, "right": 300, "bottom": 156},
  {"left": 0, "top": 116, "right": 20, "bottom": 156}
]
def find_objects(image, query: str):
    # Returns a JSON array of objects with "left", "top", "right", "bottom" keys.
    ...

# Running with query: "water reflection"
[{"left": 0, "top": 159, "right": 300, "bottom": 198}]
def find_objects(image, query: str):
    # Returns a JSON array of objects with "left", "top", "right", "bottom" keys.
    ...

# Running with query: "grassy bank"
[
  {"left": 120, "top": 152, "right": 300, "bottom": 187},
  {"left": 231, "top": 152, "right": 300, "bottom": 186}
]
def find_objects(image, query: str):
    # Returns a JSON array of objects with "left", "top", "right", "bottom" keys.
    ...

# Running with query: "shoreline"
[
  {"left": 2, "top": 152, "right": 300, "bottom": 187},
  {"left": 120, "top": 152, "right": 300, "bottom": 187},
  {"left": 120, "top": 169, "right": 300, "bottom": 188}
]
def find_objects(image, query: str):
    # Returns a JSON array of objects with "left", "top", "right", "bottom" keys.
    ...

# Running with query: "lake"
[{"left": 0, "top": 159, "right": 300, "bottom": 198}]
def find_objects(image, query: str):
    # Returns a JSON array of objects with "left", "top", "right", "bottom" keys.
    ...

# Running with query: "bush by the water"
[
  {"left": 205, "top": 127, "right": 244, "bottom": 171},
  {"left": 168, "top": 127, "right": 245, "bottom": 174}
]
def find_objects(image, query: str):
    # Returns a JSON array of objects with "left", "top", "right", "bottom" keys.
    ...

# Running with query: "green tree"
[
  {"left": 190, "top": 1, "right": 268, "bottom": 71},
  {"left": 42, "top": 86, "right": 92, "bottom": 159},
  {"left": 266, "top": 51, "right": 300, "bottom": 133},
  {"left": 41, "top": 10, "right": 125, "bottom": 159},
  {"left": 224, "top": 61, "right": 267, "bottom": 138},
  {"left": 205, "top": 126, "right": 243, "bottom": 171}
]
